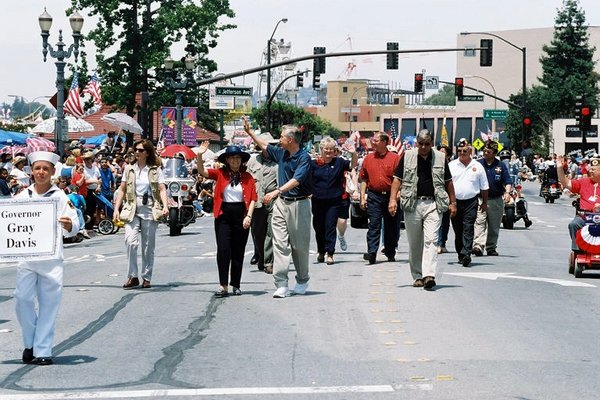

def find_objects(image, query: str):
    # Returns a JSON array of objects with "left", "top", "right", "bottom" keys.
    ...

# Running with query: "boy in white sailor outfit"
[{"left": 13, "top": 151, "right": 79, "bottom": 365}]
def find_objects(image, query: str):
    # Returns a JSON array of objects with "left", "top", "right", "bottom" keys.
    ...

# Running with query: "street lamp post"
[
  {"left": 266, "top": 17, "right": 288, "bottom": 133},
  {"left": 465, "top": 75, "right": 498, "bottom": 132},
  {"left": 38, "top": 8, "right": 84, "bottom": 157},
  {"left": 460, "top": 31, "right": 527, "bottom": 141},
  {"left": 164, "top": 56, "right": 196, "bottom": 145},
  {"left": 348, "top": 86, "right": 368, "bottom": 134}
]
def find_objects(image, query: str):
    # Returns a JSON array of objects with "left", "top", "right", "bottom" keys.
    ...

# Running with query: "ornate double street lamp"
[
  {"left": 461, "top": 31, "right": 527, "bottom": 141},
  {"left": 266, "top": 17, "right": 287, "bottom": 133},
  {"left": 164, "top": 55, "right": 196, "bottom": 145},
  {"left": 38, "top": 8, "right": 84, "bottom": 156}
]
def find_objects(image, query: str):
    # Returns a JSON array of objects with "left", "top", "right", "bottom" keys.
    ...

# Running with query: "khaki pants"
[
  {"left": 125, "top": 215, "right": 159, "bottom": 281},
  {"left": 404, "top": 199, "right": 441, "bottom": 280},
  {"left": 271, "top": 197, "right": 312, "bottom": 288},
  {"left": 473, "top": 196, "right": 504, "bottom": 252}
]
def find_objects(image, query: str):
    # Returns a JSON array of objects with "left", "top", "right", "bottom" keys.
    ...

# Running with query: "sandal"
[
  {"left": 214, "top": 287, "right": 229, "bottom": 298},
  {"left": 232, "top": 287, "right": 242, "bottom": 296}
]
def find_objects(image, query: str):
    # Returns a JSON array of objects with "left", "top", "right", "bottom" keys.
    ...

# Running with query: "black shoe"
[
  {"left": 386, "top": 256, "right": 396, "bottom": 262},
  {"left": 487, "top": 249, "right": 499, "bottom": 256},
  {"left": 250, "top": 255, "right": 258, "bottom": 265},
  {"left": 22, "top": 348, "right": 34, "bottom": 364},
  {"left": 472, "top": 247, "right": 483, "bottom": 257},
  {"left": 368, "top": 253, "right": 376, "bottom": 264},
  {"left": 31, "top": 357, "right": 53, "bottom": 366},
  {"left": 524, "top": 219, "right": 533, "bottom": 228},
  {"left": 462, "top": 255, "right": 471, "bottom": 267},
  {"left": 458, "top": 254, "right": 464, "bottom": 262},
  {"left": 232, "top": 287, "right": 242, "bottom": 296},
  {"left": 423, "top": 276, "right": 436, "bottom": 290},
  {"left": 317, "top": 253, "right": 325, "bottom": 263},
  {"left": 363, "top": 253, "right": 370, "bottom": 260}
]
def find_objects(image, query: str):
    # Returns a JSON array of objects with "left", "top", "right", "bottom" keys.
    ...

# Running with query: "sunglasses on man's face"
[
  {"left": 417, "top": 141, "right": 432, "bottom": 146},
  {"left": 457, "top": 149, "right": 470, "bottom": 154}
]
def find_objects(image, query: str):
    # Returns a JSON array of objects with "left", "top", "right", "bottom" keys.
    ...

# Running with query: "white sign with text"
[{"left": 0, "top": 198, "right": 61, "bottom": 263}]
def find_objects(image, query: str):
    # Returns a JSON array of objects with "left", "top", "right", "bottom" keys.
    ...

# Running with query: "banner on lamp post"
[{"left": 160, "top": 107, "right": 198, "bottom": 146}]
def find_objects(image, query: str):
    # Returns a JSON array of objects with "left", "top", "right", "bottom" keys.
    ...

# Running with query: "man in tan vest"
[{"left": 388, "top": 129, "right": 456, "bottom": 290}]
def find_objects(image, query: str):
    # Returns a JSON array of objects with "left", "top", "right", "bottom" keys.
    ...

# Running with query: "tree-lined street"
[{"left": 1, "top": 182, "right": 599, "bottom": 399}]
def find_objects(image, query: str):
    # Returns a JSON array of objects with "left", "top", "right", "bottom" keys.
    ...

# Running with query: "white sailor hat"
[{"left": 28, "top": 151, "right": 60, "bottom": 166}]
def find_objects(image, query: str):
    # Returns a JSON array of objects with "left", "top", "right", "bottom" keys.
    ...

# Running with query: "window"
[
  {"left": 376, "top": 116, "right": 380, "bottom": 122},
  {"left": 352, "top": 116, "right": 358, "bottom": 122},
  {"left": 352, "top": 98, "right": 358, "bottom": 105},
  {"left": 342, "top": 86, "right": 348, "bottom": 93}
]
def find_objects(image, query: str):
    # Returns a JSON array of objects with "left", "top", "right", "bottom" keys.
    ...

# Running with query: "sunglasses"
[
  {"left": 457, "top": 149, "right": 470, "bottom": 154},
  {"left": 134, "top": 148, "right": 145, "bottom": 153},
  {"left": 417, "top": 141, "right": 432, "bottom": 146}
]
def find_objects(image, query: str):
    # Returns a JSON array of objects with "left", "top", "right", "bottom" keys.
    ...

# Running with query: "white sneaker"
[
  {"left": 292, "top": 282, "right": 308, "bottom": 295},
  {"left": 273, "top": 287, "right": 289, "bottom": 298},
  {"left": 338, "top": 235, "right": 348, "bottom": 251},
  {"left": 82, "top": 229, "right": 91, "bottom": 239}
]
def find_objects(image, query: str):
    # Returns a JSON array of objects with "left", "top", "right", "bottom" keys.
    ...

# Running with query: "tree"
[
  {"left": 250, "top": 103, "right": 341, "bottom": 143},
  {"left": 539, "top": 0, "right": 599, "bottom": 118},
  {"left": 505, "top": 0, "right": 598, "bottom": 156},
  {"left": 421, "top": 84, "right": 456, "bottom": 106},
  {"left": 69, "top": 0, "right": 235, "bottom": 141}
]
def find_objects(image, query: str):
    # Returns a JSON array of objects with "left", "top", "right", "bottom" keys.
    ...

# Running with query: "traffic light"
[
  {"left": 386, "top": 42, "right": 399, "bottom": 70},
  {"left": 296, "top": 72, "right": 304, "bottom": 88},
  {"left": 414, "top": 73, "right": 423, "bottom": 93},
  {"left": 313, "top": 47, "right": 326, "bottom": 74},
  {"left": 313, "top": 72, "right": 321, "bottom": 90},
  {"left": 523, "top": 115, "right": 532, "bottom": 137},
  {"left": 581, "top": 105, "right": 593, "bottom": 132},
  {"left": 480, "top": 39, "right": 493, "bottom": 67},
  {"left": 455, "top": 77, "right": 464, "bottom": 98}
]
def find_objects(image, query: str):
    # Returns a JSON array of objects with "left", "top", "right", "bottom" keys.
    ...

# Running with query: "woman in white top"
[
  {"left": 11, "top": 156, "right": 30, "bottom": 187},
  {"left": 114, "top": 139, "right": 169, "bottom": 289}
]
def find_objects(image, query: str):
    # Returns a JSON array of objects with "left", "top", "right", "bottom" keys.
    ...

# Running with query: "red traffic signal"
[
  {"left": 581, "top": 106, "right": 591, "bottom": 116},
  {"left": 414, "top": 73, "right": 424, "bottom": 93},
  {"left": 523, "top": 117, "right": 532, "bottom": 126},
  {"left": 454, "top": 77, "right": 464, "bottom": 98}
]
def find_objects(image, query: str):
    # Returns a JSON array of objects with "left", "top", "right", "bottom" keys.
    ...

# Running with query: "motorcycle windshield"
[{"left": 163, "top": 158, "right": 189, "bottom": 179}]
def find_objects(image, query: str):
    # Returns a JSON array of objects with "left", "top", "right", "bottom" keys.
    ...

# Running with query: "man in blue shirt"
[
  {"left": 473, "top": 140, "right": 512, "bottom": 256},
  {"left": 99, "top": 157, "right": 115, "bottom": 202},
  {"left": 244, "top": 119, "right": 312, "bottom": 298}
]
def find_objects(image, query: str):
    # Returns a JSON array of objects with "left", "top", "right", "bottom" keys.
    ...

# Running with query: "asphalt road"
[{"left": 0, "top": 180, "right": 599, "bottom": 400}]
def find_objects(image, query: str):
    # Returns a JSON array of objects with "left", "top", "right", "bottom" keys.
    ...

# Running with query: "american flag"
[
  {"left": 63, "top": 72, "right": 85, "bottom": 118},
  {"left": 83, "top": 72, "right": 102, "bottom": 105}
]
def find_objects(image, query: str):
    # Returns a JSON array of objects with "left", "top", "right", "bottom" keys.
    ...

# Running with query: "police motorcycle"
[
  {"left": 538, "top": 161, "right": 562, "bottom": 203},
  {"left": 502, "top": 177, "right": 532, "bottom": 229},
  {"left": 569, "top": 199, "right": 600, "bottom": 278},
  {"left": 499, "top": 151, "right": 532, "bottom": 229},
  {"left": 163, "top": 154, "right": 196, "bottom": 236}
]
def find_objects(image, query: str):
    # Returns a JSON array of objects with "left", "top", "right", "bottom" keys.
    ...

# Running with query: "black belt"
[
  {"left": 417, "top": 196, "right": 434, "bottom": 200},
  {"left": 281, "top": 195, "right": 309, "bottom": 201},
  {"left": 369, "top": 190, "right": 389, "bottom": 196}
]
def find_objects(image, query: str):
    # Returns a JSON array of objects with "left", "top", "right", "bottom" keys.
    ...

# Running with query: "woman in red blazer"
[{"left": 196, "top": 142, "right": 257, "bottom": 297}]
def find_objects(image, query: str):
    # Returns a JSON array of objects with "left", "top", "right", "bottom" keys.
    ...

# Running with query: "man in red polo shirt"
[{"left": 359, "top": 132, "right": 401, "bottom": 264}]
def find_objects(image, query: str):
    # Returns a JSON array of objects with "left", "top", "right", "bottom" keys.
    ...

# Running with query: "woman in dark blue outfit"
[{"left": 311, "top": 137, "right": 357, "bottom": 265}]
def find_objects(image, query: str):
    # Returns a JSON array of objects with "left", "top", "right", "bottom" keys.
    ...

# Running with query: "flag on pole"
[
  {"left": 441, "top": 117, "right": 449, "bottom": 147},
  {"left": 63, "top": 72, "right": 85, "bottom": 118},
  {"left": 83, "top": 72, "right": 102, "bottom": 105}
]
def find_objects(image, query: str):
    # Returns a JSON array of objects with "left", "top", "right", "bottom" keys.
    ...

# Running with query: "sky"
[{"left": 2, "top": 0, "right": 600, "bottom": 109}]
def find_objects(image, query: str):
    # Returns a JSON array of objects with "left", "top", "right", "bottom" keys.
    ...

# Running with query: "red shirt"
[
  {"left": 72, "top": 171, "right": 88, "bottom": 197},
  {"left": 207, "top": 168, "right": 257, "bottom": 218},
  {"left": 359, "top": 151, "right": 400, "bottom": 192},
  {"left": 571, "top": 177, "right": 600, "bottom": 211}
]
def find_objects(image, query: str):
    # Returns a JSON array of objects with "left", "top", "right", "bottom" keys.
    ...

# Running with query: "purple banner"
[{"left": 160, "top": 107, "right": 197, "bottom": 146}]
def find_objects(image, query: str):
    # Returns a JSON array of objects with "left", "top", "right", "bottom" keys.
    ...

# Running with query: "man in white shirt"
[
  {"left": 82, "top": 151, "right": 101, "bottom": 229},
  {"left": 449, "top": 139, "right": 489, "bottom": 267}
]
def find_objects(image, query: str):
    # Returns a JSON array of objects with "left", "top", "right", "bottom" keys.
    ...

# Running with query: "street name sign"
[
  {"left": 483, "top": 109, "right": 508, "bottom": 120},
  {"left": 458, "top": 95, "right": 484, "bottom": 102},
  {"left": 215, "top": 87, "right": 252, "bottom": 97}
]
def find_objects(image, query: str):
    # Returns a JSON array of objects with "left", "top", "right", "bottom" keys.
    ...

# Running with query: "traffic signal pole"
[{"left": 196, "top": 47, "right": 487, "bottom": 87}]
